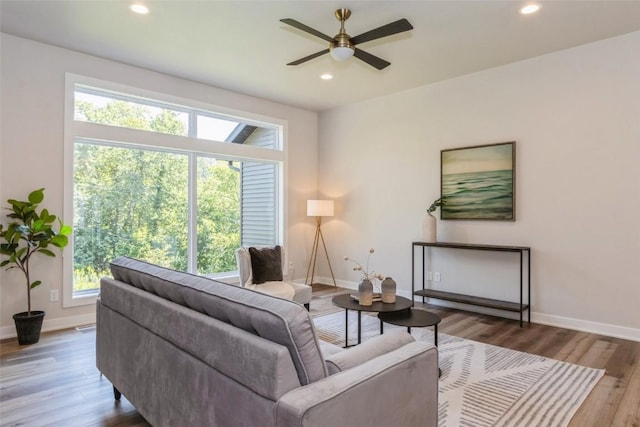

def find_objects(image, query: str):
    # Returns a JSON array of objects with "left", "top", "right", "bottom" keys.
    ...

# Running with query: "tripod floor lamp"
[{"left": 305, "top": 200, "right": 337, "bottom": 287}]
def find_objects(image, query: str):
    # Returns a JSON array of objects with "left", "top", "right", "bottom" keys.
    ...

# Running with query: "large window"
[{"left": 64, "top": 74, "right": 285, "bottom": 306}]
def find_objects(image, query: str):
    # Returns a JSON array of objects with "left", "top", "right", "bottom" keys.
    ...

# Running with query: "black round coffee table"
[
  {"left": 378, "top": 308, "right": 441, "bottom": 346},
  {"left": 332, "top": 294, "right": 412, "bottom": 346}
]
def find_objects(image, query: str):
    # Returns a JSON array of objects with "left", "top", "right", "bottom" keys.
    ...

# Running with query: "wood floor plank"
[
  {"left": 553, "top": 331, "right": 599, "bottom": 364},
  {"left": 611, "top": 362, "right": 640, "bottom": 427},
  {"left": 578, "top": 338, "right": 618, "bottom": 370},
  {"left": 1, "top": 285, "right": 638, "bottom": 426},
  {"left": 568, "top": 375, "right": 620, "bottom": 427}
]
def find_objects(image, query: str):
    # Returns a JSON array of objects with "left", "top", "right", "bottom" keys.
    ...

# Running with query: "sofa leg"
[
  {"left": 304, "top": 303, "right": 310, "bottom": 311},
  {"left": 113, "top": 386, "right": 122, "bottom": 401}
]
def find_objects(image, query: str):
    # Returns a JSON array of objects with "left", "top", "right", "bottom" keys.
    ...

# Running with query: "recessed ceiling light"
[
  {"left": 520, "top": 4, "right": 540, "bottom": 15},
  {"left": 320, "top": 73, "right": 334, "bottom": 80},
  {"left": 130, "top": 3, "right": 149, "bottom": 14}
]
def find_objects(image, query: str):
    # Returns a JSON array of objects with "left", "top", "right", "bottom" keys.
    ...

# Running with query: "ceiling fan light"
[
  {"left": 520, "top": 4, "right": 540, "bottom": 14},
  {"left": 129, "top": 3, "right": 149, "bottom": 14},
  {"left": 331, "top": 46, "right": 354, "bottom": 61}
]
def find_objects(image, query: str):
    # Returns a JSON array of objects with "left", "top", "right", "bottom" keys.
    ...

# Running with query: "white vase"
[{"left": 421, "top": 212, "right": 437, "bottom": 242}]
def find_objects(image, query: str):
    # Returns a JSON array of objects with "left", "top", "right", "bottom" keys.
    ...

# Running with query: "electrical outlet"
[
  {"left": 427, "top": 271, "right": 433, "bottom": 281},
  {"left": 50, "top": 289, "right": 59, "bottom": 302},
  {"left": 433, "top": 272, "right": 441, "bottom": 282}
]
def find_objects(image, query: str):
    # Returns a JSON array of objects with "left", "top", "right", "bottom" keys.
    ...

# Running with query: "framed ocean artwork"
[{"left": 440, "top": 142, "right": 515, "bottom": 220}]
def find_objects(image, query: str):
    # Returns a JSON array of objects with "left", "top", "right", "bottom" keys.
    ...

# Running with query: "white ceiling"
[{"left": 2, "top": 1, "right": 640, "bottom": 112}]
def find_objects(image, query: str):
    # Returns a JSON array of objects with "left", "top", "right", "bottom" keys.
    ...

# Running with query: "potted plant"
[{"left": 0, "top": 188, "right": 71, "bottom": 345}]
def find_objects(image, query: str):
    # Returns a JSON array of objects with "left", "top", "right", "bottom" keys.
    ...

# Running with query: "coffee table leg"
[
  {"left": 357, "top": 311, "right": 362, "bottom": 344},
  {"left": 344, "top": 309, "right": 349, "bottom": 346},
  {"left": 380, "top": 319, "right": 384, "bottom": 334},
  {"left": 434, "top": 324, "right": 438, "bottom": 346}
]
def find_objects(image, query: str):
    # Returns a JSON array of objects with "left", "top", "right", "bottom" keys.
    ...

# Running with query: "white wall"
[
  {"left": 318, "top": 31, "right": 640, "bottom": 341},
  {"left": 0, "top": 34, "right": 319, "bottom": 337}
]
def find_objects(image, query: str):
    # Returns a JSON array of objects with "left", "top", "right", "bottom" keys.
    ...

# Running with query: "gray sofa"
[{"left": 96, "top": 257, "right": 438, "bottom": 427}]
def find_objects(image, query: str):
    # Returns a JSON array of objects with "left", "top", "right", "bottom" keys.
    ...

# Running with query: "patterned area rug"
[{"left": 313, "top": 311, "right": 604, "bottom": 427}]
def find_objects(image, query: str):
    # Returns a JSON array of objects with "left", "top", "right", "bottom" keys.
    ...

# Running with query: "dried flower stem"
[{"left": 344, "top": 248, "right": 384, "bottom": 282}]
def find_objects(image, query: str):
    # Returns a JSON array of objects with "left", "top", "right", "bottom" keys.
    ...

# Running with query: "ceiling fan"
[{"left": 281, "top": 9, "right": 413, "bottom": 70}]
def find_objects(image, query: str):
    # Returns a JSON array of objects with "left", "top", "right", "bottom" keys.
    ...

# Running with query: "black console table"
[{"left": 412, "top": 242, "right": 531, "bottom": 327}]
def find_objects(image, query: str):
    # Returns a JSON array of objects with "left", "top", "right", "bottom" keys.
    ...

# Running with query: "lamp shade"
[{"left": 307, "top": 200, "right": 334, "bottom": 217}]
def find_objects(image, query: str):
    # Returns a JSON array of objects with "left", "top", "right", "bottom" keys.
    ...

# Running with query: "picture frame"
[{"left": 441, "top": 141, "right": 515, "bottom": 221}]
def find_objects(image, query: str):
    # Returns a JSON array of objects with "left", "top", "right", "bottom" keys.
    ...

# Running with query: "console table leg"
[
  {"left": 520, "top": 251, "right": 523, "bottom": 327},
  {"left": 357, "top": 312, "right": 362, "bottom": 344},
  {"left": 528, "top": 249, "right": 531, "bottom": 324}
]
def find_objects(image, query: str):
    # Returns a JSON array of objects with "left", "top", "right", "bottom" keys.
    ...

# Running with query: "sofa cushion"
[
  {"left": 249, "top": 246, "right": 283, "bottom": 284},
  {"left": 246, "top": 281, "right": 295, "bottom": 300},
  {"left": 109, "top": 256, "right": 327, "bottom": 385},
  {"left": 324, "top": 330, "right": 415, "bottom": 375}
]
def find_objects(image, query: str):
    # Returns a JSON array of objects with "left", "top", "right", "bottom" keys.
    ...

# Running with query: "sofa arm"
[
  {"left": 276, "top": 341, "right": 438, "bottom": 427},
  {"left": 324, "top": 329, "right": 415, "bottom": 375}
]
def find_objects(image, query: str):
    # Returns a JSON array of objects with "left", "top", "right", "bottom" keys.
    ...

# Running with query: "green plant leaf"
[
  {"left": 33, "top": 219, "right": 44, "bottom": 231},
  {"left": 15, "top": 247, "right": 27, "bottom": 259},
  {"left": 59, "top": 225, "right": 72, "bottom": 236},
  {"left": 50, "top": 235, "right": 69, "bottom": 248},
  {"left": 0, "top": 243, "right": 18, "bottom": 254},
  {"left": 38, "top": 248, "right": 56, "bottom": 257},
  {"left": 7, "top": 199, "right": 25, "bottom": 210},
  {"left": 30, "top": 280, "right": 42, "bottom": 289},
  {"left": 28, "top": 188, "right": 45, "bottom": 204},
  {"left": 0, "top": 260, "right": 10, "bottom": 267},
  {"left": 4, "top": 228, "right": 15, "bottom": 241},
  {"left": 33, "top": 232, "right": 51, "bottom": 241}
]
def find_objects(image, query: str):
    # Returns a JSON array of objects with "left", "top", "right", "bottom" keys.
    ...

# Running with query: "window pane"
[
  {"left": 73, "top": 142, "right": 188, "bottom": 291},
  {"left": 196, "top": 157, "right": 241, "bottom": 275},
  {"left": 197, "top": 115, "right": 239, "bottom": 142},
  {"left": 197, "top": 116, "right": 279, "bottom": 150},
  {"left": 240, "top": 162, "right": 277, "bottom": 247},
  {"left": 74, "top": 90, "right": 189, "bottom": 136}
]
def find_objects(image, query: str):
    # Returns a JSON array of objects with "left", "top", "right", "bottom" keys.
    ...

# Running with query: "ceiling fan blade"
[
  {"left": 350, "top": 18, "right": 413, "bottom": 45},
  {"left": 280, "top": 19, "right": 334, "bottom": 43},
  {"left": 353, "top": 48, "right": 391, "bottom": 70},
  {"left": 286, "top": 49, "right": 330, "bottom": 66}
]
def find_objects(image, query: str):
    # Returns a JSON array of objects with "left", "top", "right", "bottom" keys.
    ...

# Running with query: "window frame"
[{"left": 63, "top": 73, "right": 287, "bottom": 308}]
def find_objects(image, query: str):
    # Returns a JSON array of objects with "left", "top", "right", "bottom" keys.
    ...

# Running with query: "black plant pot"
[{"left": 12, "top": 311, "right": 46, "bottom": 345}]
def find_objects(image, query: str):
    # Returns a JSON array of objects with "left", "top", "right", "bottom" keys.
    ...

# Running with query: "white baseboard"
[
  {"left": 313, "top": 277, "right": 640, "bottom": 343},
  {"left": 1, "top": 312, "right": 96, "bottom": 340},
  {"left": 6, "top": 280, "right": 637, "bottom": 343},
  {"left": 532, "top": 312, "right": 640, "bottom": 342}
]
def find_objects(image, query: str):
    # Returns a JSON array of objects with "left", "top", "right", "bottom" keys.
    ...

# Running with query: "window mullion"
[
  {"left": 187, "top": 111, "right": 198, "bottom": 274},
  {"left": 188, "top": 110, "right": 197, "bottom": 138},
  {"left": 188, "top": 153, "right": 198, "bottom": 274}
]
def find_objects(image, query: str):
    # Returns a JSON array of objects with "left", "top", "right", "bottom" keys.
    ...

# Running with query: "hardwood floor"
[{"left": 1, "top": 285, "right": 638, "bottom": 426}]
